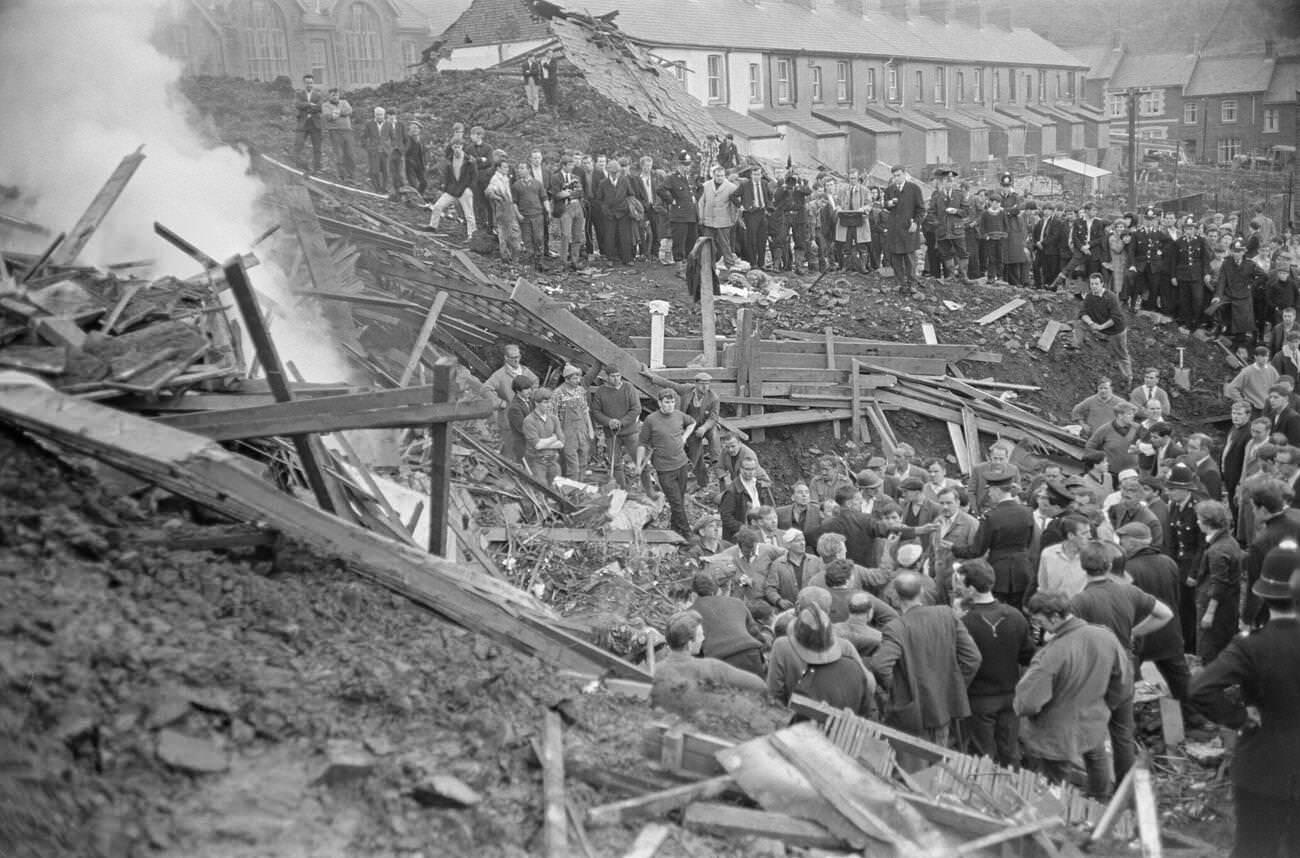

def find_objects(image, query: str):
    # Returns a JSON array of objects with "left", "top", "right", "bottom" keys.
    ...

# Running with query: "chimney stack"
[
  {"left": 880, "top": 0, "right": 909, "bottom": 21},
  {"left": 985, "top": 0, "right": 1013, "bottom": 31},
  {"left": 1265, "top": 39, "right": 1276, "bottom": 58},
  {"left": 918, "top": 0, "right": 952, "bottom": 24},
  {"left": 953, "top": 0, "right": 982, "bottom": 28}
]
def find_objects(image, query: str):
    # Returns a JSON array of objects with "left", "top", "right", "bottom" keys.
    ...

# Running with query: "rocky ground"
[{"left": 1, "top": 72, "right": 1243, "bottom": 856}]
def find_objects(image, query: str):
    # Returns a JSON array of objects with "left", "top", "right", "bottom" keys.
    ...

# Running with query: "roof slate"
[
  {"left": 1108, "top": 52, "right": 1197, "bottom": 89},
  {"left": 1184, "top": 54, "right": 1275, "bottom": 96},
  {"left": 811, "top": 107, "right": 900, "bottom": 135},
  {"left": 709, "top": 106, "right": 783, "bottom": 139},
  {"left": 439, "top": 0, "right": 550, "bottom": 46},
  {"left": 1265, "top": 58, "right": 1300, "bottom": 103},
  {"left": 1072, "top": 44, "right": 1124, "bottom": 81},
  {"left": 750, "top": 107, "right": 846, "bottom": 137},
  {"left": 864, "top": 104, "right": 946, "bottom": 131}
]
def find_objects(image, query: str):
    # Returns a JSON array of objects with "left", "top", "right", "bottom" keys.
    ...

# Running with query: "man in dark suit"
[
  {"left": 735, "top": 165, "right": 773, "bottom": 269},
  {"left": 596, "top": 158, "right": 636, "bottom": 265},
  {"left": 882, "top": 165, "right": 926, "bottom": 291},
  {"left": 1031, "top": 203, "right": 1063, "bottom": 288},
  {"left": 584, "top": 154, "right": 609, "bottom": 257},
  {"left": 524, "top": 150, "right": 552, "bottom": 256},
  {"left": 465, "top": 126, "right": 494, "bottom": 231},
  {"left": 1221, "top": 401, "right": 1253, "bottom": 513},
  {"left": 660, "top": 153, "right": 700, "bottom": 262},
  {"left": 806, "top": 485, "right": 924, "bottom": 570},
  {"left": 776, "top": 481, "right": 823, "bottom": 536},
  {"left": 1241, "top": 480, "right": 1300, "bottom": 629},
  {"left": 954, "top": 465, "right": 1036, "bottom": 610},
  {"left": 1191, "top": 543, "right": 1300, "bottom": 858},
  {"left": 381, "top": 108, "right": 409, "bottom": 195},
  {"left": 1180, "top": 433, "right": 1223, "bottom": 501},
  {"left": 1055, "top": 201, "right": 1105, "bottom": 292},
  {"left": 1171, "top": 216, "right": 1212, "bottom": 328},
  {"left": 358, "top": 106, "right": 388, "bottom": 192},
  {"left": 292, "top": 74, "right": 323, "bottom": 172},
  {"left": 1137, "top": 422, "right": 1185, "bottom": 478},
  {"left": 1268, "top": 386, "right": 1300, "bottom": 446},
  {"left": 632, "top": 155, "right": 667, "bottom": 261}
]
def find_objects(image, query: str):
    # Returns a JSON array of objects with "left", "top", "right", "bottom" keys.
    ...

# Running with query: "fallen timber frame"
[{"left": 0, "top": 378, "right": 649, "bottom": 682}]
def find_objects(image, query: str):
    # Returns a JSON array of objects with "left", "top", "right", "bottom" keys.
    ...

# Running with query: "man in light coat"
[{"left": 697, "top": 164, "right": 740, "bottom": 265}]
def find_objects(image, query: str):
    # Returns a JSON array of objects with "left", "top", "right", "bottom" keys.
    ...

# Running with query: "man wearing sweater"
[
  {"left": 650, "top": 610, "right": 766, "bottom": 709},
  {"left": 590, "top": 364, "right": 642, "bottom": 489},
  {"left": 1068, "top": 273, "right": 1132, "bottom": 384},
  {"left": 1225, "top": 346, "right": 1280, "bottom": 415},
  {"left": 1071, "top": 376, "right": 1123, "bottom": 433}
]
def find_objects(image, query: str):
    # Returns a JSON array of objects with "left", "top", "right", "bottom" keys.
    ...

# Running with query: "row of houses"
[
  {"left": 1076, "top": 38, "right": 1299, "bottom": 166},
  {"left": 440, "top": 0, "right": 1109, "bottom": 178}
]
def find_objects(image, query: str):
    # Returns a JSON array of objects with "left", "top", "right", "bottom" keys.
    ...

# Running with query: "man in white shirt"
[{"left": 1036, "top": 513, "right": 1091, "bottom": 597}]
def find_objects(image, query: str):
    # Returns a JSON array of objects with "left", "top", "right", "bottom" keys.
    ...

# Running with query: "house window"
[
  {"left": 1183, "top": 101, "right": 1199, "bottom": 124},
  {"left": 748, "top": 63, "right": 761, "bottom": 103},
  {"left": 1217, "top": 137, "right": 1241, "bottom": 161},
  {"left": 836, "top": 61, "right": 851, "bottom": 102},
  {"left": 1055, "top": 72, "right": 1062, "bottom": 100},
  {"left": 401, "top": 41, "right": 417, "bottom": 73},
  {"left": 1221, "top": 99, "right": 1238, "bottom": 123},
  {"left": 344, "top": 2, "right": 384, "bottom": 86},
  {"left": 1038, "top": 69, "right": 1047, "bottom": 102},
  {"left": 933, "top": 66, "right": 945, "bottom": 103},
  {"left": 706, "top": 54, "right": 723, "bottom": 101},
  {"left": 973, "top": 67, "right": 984, "bottom": 102},
  {"left": 914, "top": 70, "right": 924, "bottom": 102},
  {"left": 309, "top": 38, "right": 329, "bottom": 84},
  {"left": 1107, "top": 93, "right": 1125, "bottom": 117},
  {"left": 811, "top": 66, "right": 823, "bottom": 102},
  {"left": 671, "top": 61, "right": 686, "bottom": 83},
  {"left": 865, "top": 67, "right": 876, "bottom": 100},
  {"left": 1067, "top": 72, "right": 1077, "bottom": 100},
  {"left": 887, "top": 65, "right": 899, "bottom": 101},
  {"left": 776, "top": 58, "right": 793, "bottom": 103},
  {"left": 246, "top": 0, "right": 289, "bottom": 81},
  {"left": 1137, "top": 89, "right": 1165, "bottom": 116},
  {"left": 955, "top": 71, "right": 965, "bottom": 102},
  {"left": 1008, "top": 68, "right": 1017, "bottom": 103},
  {"left": 992, "top": 69, "right": 1000, "bottom": 103},
  {"left": 1264, "top": 108, "right": 1280, "bottom": 133}
]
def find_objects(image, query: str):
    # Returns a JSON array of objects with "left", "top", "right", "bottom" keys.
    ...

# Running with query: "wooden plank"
[
  {"left": 621, "top": 824, "right": 670, "bottom": 858},
  {"left": 1036, "top": 319, "right": 1066, "bottom": 352},
  {"left": 50, "top": 147, "right": 146, "bottom": 266},
  {"left": 34, "top": 317, "right": 87, "bottom": 350},
  {"left": 682, "top": 803, "right": 846, "bottom": 850},
  {"left": 450, "top": 248, "right": 494, "bottom": 286},
  {"left": 824, "top": 327, "right": 839, "bottom": 439},
  {"left": 1087, "top": 768, "right": 1136, "bottom": 848},
  {"left": 864, "top": 401, "right": 897, "bottom": 456},
  {"left": 921, "top": 322, "right": 938, "bottom": 345},
  {"left": 630, "top": 347, "right": 951, "bottom": 375},
  {"left": 698, "top": 237, "right": 717, "bottom": 368},
  {"left": 1158, "top": 697, "right": 1185, "bottom": 748},
  {"left": 483, "top": 527, "right": 684, "bottom": 545},
  {"left": 640, "top": 725, "right": 732, "bottom": 777},
  {"left": 541, "top": 709, "right": 568, "bottom": 858},
  {"left": 666, "top": 332, "right": 1003, "bottom": 363},
  {"left": 100, "top": 280, "right": 145, "bottom": 333},
  {"left": 0, "top": 380, "right": 651, "bottom": 680},
  {"left": 155, "top": 396, "right": 494, "bottom": 441},
  {"left": 586, "top": 776, "right": 733, "bottom": 827},
  {"left": 953, "top": 817, "right": 1064, "bottom": 856},
  {"left": 399, "top": 291, "right": 449, "bottom": 387},
  {"left": 1133, "top": 765, "right": 1162, "bottom": 858},
  {"left": 510, "top": 276, "right": 658, "bottom": 399},
  {"left": 725, "top": 408, "right": 853, "bottom": 430},
  {"left": 947, "top": 419, "right": 971, "bottom": 476},
  {"left": 961, "top": 406, "right": 982, "bottom": 471},
  {"left": 223, "top": 256, "right": 338, "bottom": 514},
  {"left": 428, "top": 364, "right": 453, "bottom": 556},
  {"left": 567, "top": 800, "right": 597, "bottom": 858},
  {"left": 17, "top": 232, "right": 66, "bottom": 284},
  {"left": 851, "top": 359, "right": 867, "bottom": 444},
  {"left": 789, "top": 695, "right": 956, "bottom": 768},
  {"left": 976, "top": 298, "right": 1027, "bottom": 326}
]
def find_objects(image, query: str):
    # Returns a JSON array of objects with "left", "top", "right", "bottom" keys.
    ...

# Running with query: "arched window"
[
  {"left": 246, "top": 0, "right": 289, "bottom": 81},
  {"left": 344, "top": 3, "right": 384, "bottom": 86}
]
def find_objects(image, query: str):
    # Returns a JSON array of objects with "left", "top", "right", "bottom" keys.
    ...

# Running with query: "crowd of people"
[{"left": 292, "top": 74, "right": 1300, "bottom": 854}]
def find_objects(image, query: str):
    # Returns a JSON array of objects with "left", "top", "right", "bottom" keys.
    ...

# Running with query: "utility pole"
[{"left": 1127, "top": 87, "right": 1138, "bottom": 211}]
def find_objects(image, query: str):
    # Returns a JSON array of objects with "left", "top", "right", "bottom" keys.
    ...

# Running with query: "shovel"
[{"left": 1174, "top": 346, "right": 1191, "bottom": 391}]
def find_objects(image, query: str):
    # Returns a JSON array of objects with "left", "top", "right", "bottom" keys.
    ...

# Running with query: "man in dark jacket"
[
  {"left": 292, "top": 74, "right": 323, "bottom": 172},
  {"left": 426, "top": 141, "right": 478, "bottom": 236},
  {"left": 736, "top": 165, "right": 774, "bottom": 269},
  {"left": 660, "top": 153, "right": 700, "bottom": 262},
  {"left": 1190, "top": 542, "right": 1300, "bottom": 858},
  {"left": 1129, "top": 207, "right": 1167, "bottom": 312},
  {"left": 882, "top": 165, "right": 926, "bottom": 290},
  {"left": 688, "top": 571, "right": 766, "bottom": 677},
  {"left": 1171, "top": 216, "right": 1212, "bottom": 328},
  {"left": 1117, "top": 523, "right": 1189, "bottom": 702},
  {"left": 596, "top": 158, "right": 636, "bottom": 265},
  {"left": 954, "top": 465, "right": 1036, "bottom": 610},
  {"left": 465, "top": 126, "right": 494, "bottom": 232},
  {"left": 928, "top": 167, "right": 970, "bottom": 283},
  {"left": 589, "top": 364, "right": 642, "bottom": 490},
  {"left": 1068, "top": 272, "right": 1133, "bottom": 385},
  {"left": 1242, "top": 479, "right": 1300, "bottom": 628},
  {"left": 806, "top": 485, "right": 924, "bottom": 569}
]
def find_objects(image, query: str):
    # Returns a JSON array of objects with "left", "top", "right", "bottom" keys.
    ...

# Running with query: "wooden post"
[
  {"left": 399, "top": 291, "right": 448, "bottom": 387},
  {"left": 825, "top": 327, "right": 840, "bottom": 439},
  {"left": 222, "top": 255, "right": 336, "bottom": 514},
  {"left": 699, "top": 239, "right": 717, "bottom": 368},
  {"left": 736, "top": 308, "right": 765, "bottom": 441},
  {"left": 51, "top": 146, "right": 146, "bottom": 266},
  {"left": 647, "top": 300, "right": 670, "bottom": 369},
  {"left": 428, "top": 362, "right": 454, "bottom": 556},
  {"left": 542, "top": 709, "right": 569, "bottom": 858}
]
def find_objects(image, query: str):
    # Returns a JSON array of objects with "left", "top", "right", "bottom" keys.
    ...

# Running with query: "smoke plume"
[{"left": 0, "top": 0, "right": 352, "bottom": 382}]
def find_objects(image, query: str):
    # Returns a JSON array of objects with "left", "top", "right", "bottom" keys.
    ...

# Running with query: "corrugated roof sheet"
[
  {"left": 1184, "top": 54, "right": 1275, "bottom": 96},
  {"left": 594, "top": 0, "right": 1084, "bottom": 67},
  {"left": 812, "top": 107, "right": 901, "bottom": 135},
  {"left": 709, "top": 106, "right": 783, "bottom": 139},
  {"left": 1108, "top": 52, "right": 1197, "bottom": 89},
  {"left": 915, "top": 105, "right": 987, "bottom": 130},
  {"left": 750, "top": 107, "right": 846, "bottom": 137},
  {"left": 439, "top": 0, "right": 550, "bottom": 46},
  {"left": 994, "top": 104, "right": 1050, "bottom": 126},
  {"left": 1266, "top": 58, "right": 1300, "bottom": 103},
  {"left": 1042, "top": 156, "right": 1110, "bottom": 178},
  {"left": 959, "top": 106, "right": 1015, "bottom": 129}
]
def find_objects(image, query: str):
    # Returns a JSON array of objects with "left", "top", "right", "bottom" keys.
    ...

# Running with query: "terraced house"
[{"left": 438, "top": 0, "right": 1102, "bottom": 175}]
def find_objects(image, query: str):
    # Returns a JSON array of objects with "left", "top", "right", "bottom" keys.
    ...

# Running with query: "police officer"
[{"left": 1128, "top": 206, "right": 1166, "bottom": 312}]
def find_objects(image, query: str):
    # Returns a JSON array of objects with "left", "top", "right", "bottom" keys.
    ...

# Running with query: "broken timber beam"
[
  {"left": 483, "top": 527, "right": 684, "bottom": 545},
  {"left": 697, "top": 237, "right": 717, "bottom": 367},
  {"left": 542, "top": 709, "right": 568, "bottom": 858},
  {"left": 1036, "top": 319, "right": 1066, "bottom": 352},
  {"left": 50, "top": 146, "right": 146, "bottom": 266},
  {"left": 586, "top": 775, "right": 733, "bottom": 827},
  {"left": 399, "top": 291, "right": 448, "bottom": 387},
  {"left": 153, "top": 388, "right": 494, "bottom": 441},
  {"left": 0, "top": 377, "right": 649, "bottom": 681},
  {"left": 682, "top": 803, "right": 846, "bottom": 850}
]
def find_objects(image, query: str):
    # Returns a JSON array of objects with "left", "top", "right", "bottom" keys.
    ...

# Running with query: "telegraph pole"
[{"left": 1127, "top": 87, "right": 1138, "bottom": 211}]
